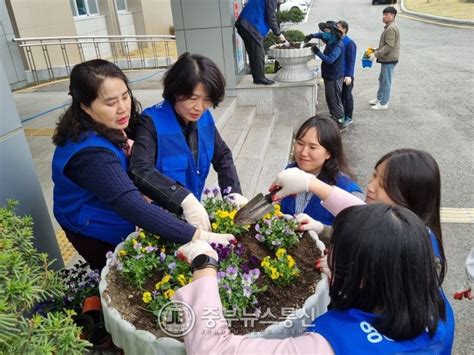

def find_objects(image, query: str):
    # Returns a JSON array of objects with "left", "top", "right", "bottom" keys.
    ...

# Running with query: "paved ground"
[{"left": 291, "top": 0, "right": 474, "bottom": 353}]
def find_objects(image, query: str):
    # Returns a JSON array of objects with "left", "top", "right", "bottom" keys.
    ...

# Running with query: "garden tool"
[{"left": 233, "top": 186, "right": 282, "bottom": 225}]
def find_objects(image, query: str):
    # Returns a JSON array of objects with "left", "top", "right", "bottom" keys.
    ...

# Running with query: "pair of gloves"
[{"left": 180, "top": 192, "right": 248, "bottom": 246}]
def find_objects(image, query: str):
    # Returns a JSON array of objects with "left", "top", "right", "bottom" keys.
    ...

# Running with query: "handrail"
[{"left": 12, "top": 34, "right": 176, "bottom": 85}]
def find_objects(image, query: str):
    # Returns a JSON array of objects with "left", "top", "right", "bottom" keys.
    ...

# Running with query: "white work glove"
[
  {"left": 307, "top": 230, "right": 326, "bottom": 255},
  {"left": 277, "top": 34, "right": 286, "bottom": 43},
  {"left": 181, "top": 193, "right": 211, "bottom": 232},
  {"left": 198, "top": 229, "right": 235, "bottom": 246},
  {"left": 177, "top": 240, "right": 218, "bottom": 264},
  {"left": 369, "top": 53, "right": 376, "bottom": 62},
  {"left": 343, "top": 76, "right": 352, "bottom": 86},
  {"left": 271, "top": 167, "right": 313, "bottom": 200},
  {"left": 227, "top": 193, "right": 249, "bottom": 209},
  {"left": 295, "top": 213, "right": 324, "bottom": 234}
]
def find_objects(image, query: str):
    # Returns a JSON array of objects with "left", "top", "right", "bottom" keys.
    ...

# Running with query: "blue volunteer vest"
[
  {"left": 306, "top": 299, "right": 455, "bottom": 355},
  {"left": 239, "top": 0, "right": 270, "bottom": 37},
  {"left": 52, "top": 132, "right": 135, "bottom": 245},
  {"left": 143, "top": 100, "right": 215, "bottom": 199},
  {"left": 280, "top": 164, "right": 362, "bottom": 225}
]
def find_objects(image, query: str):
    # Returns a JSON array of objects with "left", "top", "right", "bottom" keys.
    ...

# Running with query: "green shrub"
[
  {"left": 263, "top": 29, "right": 305, "bottom": 52},
  {"left": 277, "top": 8, "right": 305, "bottom": 24},
  {"left": 0, "top": 200, "right": 90, "bottom": 354}
]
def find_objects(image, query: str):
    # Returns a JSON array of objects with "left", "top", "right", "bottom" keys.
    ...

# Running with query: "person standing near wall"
[
  {"left": 235, "top": 0, "right": 286, "bottom": 85},
  {"left": 369, "top": 6, "right": 400, "bottom": 111},
  {"left": 337, "top": 20, "right": 357, "bottom": 126}
]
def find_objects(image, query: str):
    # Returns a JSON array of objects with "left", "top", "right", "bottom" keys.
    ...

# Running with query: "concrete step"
[
  {"left": 205, "top": 103, "right": 257, "bottom": 190},
  {"left": 211, "top": 96, "right": 237, "bottom": 131},
  {"left": 254, "top": 120, "right": 294, "bottom": 196},
  {"left": 235, "top": 114, "right": 276, "bottom": 197}
]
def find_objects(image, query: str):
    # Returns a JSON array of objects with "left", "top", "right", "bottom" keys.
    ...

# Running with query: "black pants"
[
  {"left": 341, "top": 79, "right": 354, "bottom": 118},
  {"left": 64, "top": 227, "right": 116, "bottom": 270},
  {"left": 236, "top": 24, "right": 266, "bottom": 82}
]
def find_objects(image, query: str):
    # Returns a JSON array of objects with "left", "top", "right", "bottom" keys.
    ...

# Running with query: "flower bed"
[{"left": 100, "top": 188, "right": 323, "bottom": 352}]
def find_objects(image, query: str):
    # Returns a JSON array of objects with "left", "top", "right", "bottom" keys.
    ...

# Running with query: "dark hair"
[
  {"left": 162, "top": 52, "right": 225, "bottom": 108},
  {"left": 52, "top": 59, "right": 141, "bottom": 147},
  {"left": 337, "top": 20, "right": 349, "bottom": 33},
  {"left": 383, "top": 6, "right": 397, "bottom": 15},
  {"left": 329, "top": 204, "right": 446, "bottom": 340},
  {"left": 294, "top": 116, "right": 355, "bottom": 185},
  {"left": 375, "top": 149, "right": 446, "bottom": 283}
]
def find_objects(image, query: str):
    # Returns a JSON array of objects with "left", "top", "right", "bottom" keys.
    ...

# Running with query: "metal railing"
[{"left": 12, "top": 35, "right": 176, "bottom": 84}]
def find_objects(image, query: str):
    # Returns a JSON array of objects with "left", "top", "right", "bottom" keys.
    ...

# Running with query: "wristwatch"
[{"left": 191, "top": 254, "right": 219, "bottom": 273}]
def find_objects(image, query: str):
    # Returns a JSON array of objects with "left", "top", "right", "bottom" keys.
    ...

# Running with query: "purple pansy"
[
  {"left": 168, "top": 262, "right": 177, "bottom": 271},
  {"left": 226, "top": 266, "right": 238, "bottom": 280},
  {"left": 255, "top": 233, "right": 265, "bottom": 242}
]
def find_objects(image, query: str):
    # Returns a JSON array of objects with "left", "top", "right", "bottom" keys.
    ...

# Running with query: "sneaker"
[
  {"left": 343, "top": 117, "right": 353, "bottom": 126},
  {"left": 369, "top": 98, "right": 380, "bottom": 105},
  {"left": 336, "top": 117, "right": 345, "bottom": 124},
  {"left": 371, "top": 102, "right": 388, "bottom": 110}
]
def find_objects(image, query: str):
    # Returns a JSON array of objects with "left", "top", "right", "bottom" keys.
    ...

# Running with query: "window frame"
[
  {"left": 116, "top": 0, "right": 128, "bottom": 12},
  {"left": 70, "top": 0, "right": 100, "bottom": 17}
]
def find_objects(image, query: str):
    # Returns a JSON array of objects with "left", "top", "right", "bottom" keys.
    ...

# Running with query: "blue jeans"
[{"left": 377, "top": 63, "right": 396, "bottom": 105}]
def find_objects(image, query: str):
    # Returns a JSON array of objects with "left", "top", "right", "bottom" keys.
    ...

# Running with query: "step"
[
  {"left": 204, "top": 104, "right": 257, "bottom": 191},
  {"left": 254, "top": 121, "right": 294, "bottom": 195},
  {"left": 210, "top": 96, "right": 237, "bottom": 131},
  {"left": 235, "top": 114, "right": 276, "bottom": 197}
]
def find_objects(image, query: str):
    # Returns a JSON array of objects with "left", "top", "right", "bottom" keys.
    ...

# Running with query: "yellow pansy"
[
  {"left": 274, "top": 204, "right": 281, "bottom": 212},
  {"left": 263, "top": 213, "right": 271, "bottom": 220},
  {"left": 139, "top": 231, "right": 146, "bottom": 239},
  {"left": 142, "top": 291, "right": 152, "bottom": 304},
  {"left": 155, "top": 281, "right": 163, "bottom": 290},
  {"left": 261, "top": 256, "right": 270, "bottom": 268},
  {"left": 217, "top": 210, "right": 230, "bottom": 219},
  {"left": 119, "top": 250, "right": 127, "bottom": 257},
  {"left": 177, "top": 274, "right": 187, "bottom": 286},
  {"left": 287, "top": 255, "right": 295, "bottom": 268},
  {"left": 212, "top": 223, "right": 218, "bottom": 230},
  {"left": 270, "top": 267, "right": 280, "bottom": 280},
  {"left": 161, "top": 275, "right": 171, "bottom": 283},
  {"left": 164, "top": 289, "right": 175, "bottom": 299},
  {"left": 160, "top": 247, "right": 166, "bottom": 253},
  {"left": 276, "top": 248, "right": 286, "bottom": 259},
  {"left": 229, "top": 210, "right": 237, "bottom": 219}
]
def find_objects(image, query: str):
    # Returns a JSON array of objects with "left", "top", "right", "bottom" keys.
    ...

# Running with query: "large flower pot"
[
  {"left": 269, "top": 45, "right": 316, "bottom": 82},
  {"left": 99, "top": 232, "right": 330, "bottom": 354}
]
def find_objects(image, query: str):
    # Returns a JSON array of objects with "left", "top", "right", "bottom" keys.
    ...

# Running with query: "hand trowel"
[{"left": 233, "top": 186, "right": 282, "bottom": 225}]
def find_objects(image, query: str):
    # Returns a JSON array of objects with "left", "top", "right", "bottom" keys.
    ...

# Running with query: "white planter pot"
[
  {"left": 269, "top": 45, "right": 316, "bottom": 83},
  {"left": 100, "top": 232, "right": 329, "bottom": 354}
]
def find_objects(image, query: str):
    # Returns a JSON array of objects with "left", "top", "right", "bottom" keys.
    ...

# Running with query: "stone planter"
[
  {"left": 269, "top": 45, "right": 316, "bottom": 82},
  {"left": 99, "top": 232, "right": 330, "bottom": 354}
]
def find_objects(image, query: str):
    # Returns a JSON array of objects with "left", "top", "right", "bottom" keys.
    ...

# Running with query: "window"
[
  {"left": 116, "top": 0, "right": 128, "bottom": 11},
  {"left": 70, "top": 0, "right": 99, "bottom": 16}
]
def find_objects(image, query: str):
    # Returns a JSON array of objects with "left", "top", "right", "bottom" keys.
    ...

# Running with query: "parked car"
[{"left": 280, "top": 0, "right": 308, "bottom": 14}]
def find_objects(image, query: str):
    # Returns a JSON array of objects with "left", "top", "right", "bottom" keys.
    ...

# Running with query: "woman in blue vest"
[
  {"left": 130, "top": 53, "right": 247, "bottom": 232},
  {"left": 52, "top": 59, "right": 234, "bottom": 270},
  {"left": 280, "top": 116, "right": 363, "bottom": 235},
  {"left": 274, "top": 148, "right": 447, "bottom": 282},
  {"left": 173, "top": 204, "right": 454, "bottom": 354}
]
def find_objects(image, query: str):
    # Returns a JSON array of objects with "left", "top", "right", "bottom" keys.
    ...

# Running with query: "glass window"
[
  {"left": 116, "top": 0, "right": 127, "bottom": 11},
  {"left": 70, "top": 0, "right": 99, "bottom": 16}
]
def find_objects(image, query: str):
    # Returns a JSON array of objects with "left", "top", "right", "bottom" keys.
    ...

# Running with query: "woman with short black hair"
[
  {"left": 174, "top": 204, "right": 454, "bottom": 353},
  {"left": 131, "top": 53, "right": 246, "bottom": 232}
]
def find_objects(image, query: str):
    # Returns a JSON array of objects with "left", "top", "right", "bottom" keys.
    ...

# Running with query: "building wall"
[
  {"left": 1, "top": 0, "right": 26, "bottom": 89},
  {"left": 142, "top": 0, "right": 173, "bottom": 35},
  {"left": 8, "top": 0, "right": 81, "bottom": 70},
  {"left": 118, "top": 11, "right": 138, "bottom": 51},
  {"left": 73, "top": 15, "right": 113, "bottom": 60}
]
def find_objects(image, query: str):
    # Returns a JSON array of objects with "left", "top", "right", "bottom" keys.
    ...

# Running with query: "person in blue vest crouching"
[
  {"left": 52, "top": 59, "right": 234, "bottom": 270},
  {"left": 280, "top": 116, "right": 363, "bottom": 240},
  {"left": 174, "top": 203, "right": 455, "bottom": 354},
  {"left": 130, "top": 53, "right": 247, "bottom": 232}
]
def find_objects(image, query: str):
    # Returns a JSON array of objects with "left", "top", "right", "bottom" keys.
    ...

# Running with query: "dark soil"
[
  {"left": 273, "top": 42, "right": 313, "bottom": 49},
  {"left": 104, "top": 230, "right": 322, "bottom": 339}
]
